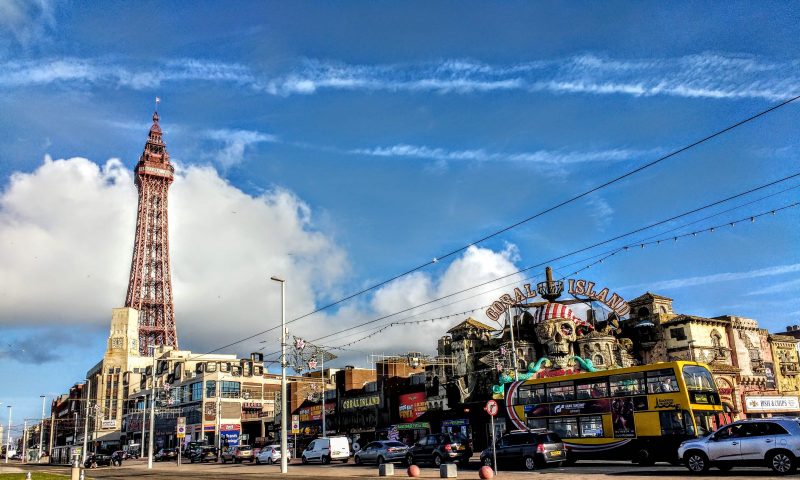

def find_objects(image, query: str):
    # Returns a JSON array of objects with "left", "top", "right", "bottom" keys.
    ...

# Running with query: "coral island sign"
[{"left": 485, "top": 278, "right": 630, "bottom": 321}]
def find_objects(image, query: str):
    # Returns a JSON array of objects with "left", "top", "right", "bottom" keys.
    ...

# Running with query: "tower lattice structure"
[{"left": 125, "top": 111, "right": 178, "bottom": 355}]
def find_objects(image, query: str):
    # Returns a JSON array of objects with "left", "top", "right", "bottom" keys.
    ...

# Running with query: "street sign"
[
  {"left": 176, "top": 416, "right": 186, "bottom": 439},
  {"left": 291, "top": 414, "right": 300, "bottom": 434},
  {"left": 484, "top": 399, "right": 498, "bottom": 416}
]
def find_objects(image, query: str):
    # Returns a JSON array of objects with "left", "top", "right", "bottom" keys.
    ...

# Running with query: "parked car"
[
  {"left": 221, "top": 445, "right": 254, "bottom": 463},
  {"left": 354, "top": 440, "right": 409, "bottom": 466},
  {"left": 155, "top": 448, "right": 178, "bottom": 462},
  {"left": 256, "top": 444, "right": 291, "bottom": 464},
  {"left": 406, "top": 433, "right": 472, "bottom": 467},
  {"left": 301, "top": 436, "right": 351, "bottom": 464},
  {"left": 188, "top": 445, "right": 218, "bottom": 463},
  {"left": 480, "top": 429, "right": 566, "bottom": 470},
  {"left": 84, "top": 453, "right": 113, "bottom": 468},
  {"left": 678, "top": 418, "right": 800, "bottom": 475}
]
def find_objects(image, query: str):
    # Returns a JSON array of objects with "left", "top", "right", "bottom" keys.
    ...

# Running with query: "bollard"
[
  {"left": 407, "top": 465, "right": 420, "bottom": 477},
  {"left": 478, "top": 465, "right": 494, "bottom": 479},
  {"left": 379, "top": 463, "right": 395, "bottom": 476},
  {"left": 26, "top": 473, "right": 32, "bottom": 480},
  {"left": 440, "top": 463, "right": 457, "bottom": 478}
]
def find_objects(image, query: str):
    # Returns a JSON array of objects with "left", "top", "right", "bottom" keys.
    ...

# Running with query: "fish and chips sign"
[{"left": 485, "top": 278, "right": 630, "bottom": 322}]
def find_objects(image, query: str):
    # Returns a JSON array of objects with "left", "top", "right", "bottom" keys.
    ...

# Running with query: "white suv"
[{"left": 678, "top": 418, "right": 800, "bottom": 475}]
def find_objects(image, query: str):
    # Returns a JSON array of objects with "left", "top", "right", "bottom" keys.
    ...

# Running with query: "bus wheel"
[
  {"left": 636, "top": 449, "right": 656, "bottom": 466},
  {"left": 684, "top": 451, "right": 709, "bottom": 473}
]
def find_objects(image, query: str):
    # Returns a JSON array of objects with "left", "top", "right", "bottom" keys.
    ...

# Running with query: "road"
[{"left": 3, "top": 458, "right": 793, "bottom": 479}]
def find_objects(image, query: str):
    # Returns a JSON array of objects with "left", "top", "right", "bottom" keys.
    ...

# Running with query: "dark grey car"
[
  {"left": 481, "top": 430, "right": 566, "bottom": 470},
  {"left": 354, "top": 440, "right": 409, "bottom": 465}
]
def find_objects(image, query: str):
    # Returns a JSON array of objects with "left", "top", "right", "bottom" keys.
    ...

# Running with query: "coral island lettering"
[{"left": 485, "top": 278, "right": 630, "bottom": 321}]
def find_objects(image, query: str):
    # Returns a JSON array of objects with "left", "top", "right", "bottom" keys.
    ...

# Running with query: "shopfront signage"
[
  {"left": 299, "top": 402, "right": 336, "bottom": 421},
  {"left": 745, "top": 396, "right": 800, "bottom": 412},
  {"left": 342, "top": 395, "right": 380, "bottom": 410},
  {"left": 242, "top": 402, "right": 262, "bottom": 409},
  {"left": 396, "top": 422, "right": 430, "bottom": 430},
  {"left": 399, "top": 393, "right": 427, "bottom": 422},
  {"left": 485, "top": 278, "right": 629, "bottom": 321},
  {"left": 441, "top": 419, "right": 469, "bottom": 427},
  {"left": 101, "top": 419, "right": 116, "bottom": 429}
]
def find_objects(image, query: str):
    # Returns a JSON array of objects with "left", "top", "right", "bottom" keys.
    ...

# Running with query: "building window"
[
  {"left": 670, "top": 328, "right": 686, "bottom": 341},
  {"left": 191, "top": 382, "right": 202, "bottom": 401},
  {"left": 637, "top": 307, "right": 650, "bottom": 318},
  {"left": 206, "top": 380, "right": 217, "bottom": 398},
  {"left": 221, "top": 381, "right": 240, "bottom": 398}
]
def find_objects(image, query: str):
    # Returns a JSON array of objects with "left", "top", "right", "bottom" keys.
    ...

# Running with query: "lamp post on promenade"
[
  {"left": 5, "top": 405, "right": 11, "bottom": 464},
  {"left": 38, "top": 395, "right": 46, "bottom": 460},
  {"left": 271, "top": 276, "right": 288, "bottom": 474},
  {"left": 148, "top": 348, "right": 157, "bottom": 470},
  {"left": 82, "top": 380, "right": 91, "bottom": 464}
]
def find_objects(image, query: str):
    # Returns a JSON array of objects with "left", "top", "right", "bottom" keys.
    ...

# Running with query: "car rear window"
[
  {"left": 385, "top": 441, "right": 405, "bottom": 447},
  {"left": 239, "top": 446, "right": 252, "bottom": 450},
  {"left": 444, "top": 433, "right": 467, "bottom": 444}
]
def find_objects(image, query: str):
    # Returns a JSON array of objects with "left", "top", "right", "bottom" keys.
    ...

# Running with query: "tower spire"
[{"left": 125, "top": 109, "right": 178, "bottom": 355}]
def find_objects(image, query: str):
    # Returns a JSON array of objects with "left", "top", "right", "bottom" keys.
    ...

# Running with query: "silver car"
[
  {"left": 354, "top": 440, "right": 409, "bottom": 465},
  {"left": 678, "top": 418, "right": 800, "bottom": 475}
]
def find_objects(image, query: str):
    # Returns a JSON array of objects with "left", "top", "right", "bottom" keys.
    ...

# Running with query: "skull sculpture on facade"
[{"left": 534, "top": 317, "right": 577, "bottom": 369}]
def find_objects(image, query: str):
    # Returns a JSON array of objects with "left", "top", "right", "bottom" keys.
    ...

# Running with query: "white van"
[{"left": 301, "top": 436, "right": 351, "bottom": 464}]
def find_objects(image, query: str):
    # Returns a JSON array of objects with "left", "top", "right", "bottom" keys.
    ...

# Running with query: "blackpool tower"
[{"left": 125, "top": 110, "right": 178, "bottom": 355}]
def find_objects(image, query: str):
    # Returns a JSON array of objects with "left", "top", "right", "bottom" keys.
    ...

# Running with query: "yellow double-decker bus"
[{"left": 505, "top": 361, "right": 724, "bottom": 465}]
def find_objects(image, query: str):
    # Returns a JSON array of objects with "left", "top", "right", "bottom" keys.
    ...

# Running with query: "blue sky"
[{"left": 0, "top": 1, "right": 798, "bottom": 427}]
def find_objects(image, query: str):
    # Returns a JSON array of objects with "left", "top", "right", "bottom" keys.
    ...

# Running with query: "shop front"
[
  {"left": 339, "top": 394, "right": 380, "bottom": 443},
  {"left": 744, "top": 395, "right": 800, "bottom": 418}
]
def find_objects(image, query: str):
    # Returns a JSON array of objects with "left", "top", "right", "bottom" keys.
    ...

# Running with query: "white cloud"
[
  {"left": 0, "top": 156, "right": 348, "bottom": 355},
  {"left": 747, "top": 278, "right": 800, "bottom": 296},
  {"left": 0, "top": 156, "right": 528, "bottom": 363},
  {"left": 201, "top": 129, "right": 277, "bottom": 168},
  {"left": 0, "top": 53, "right": 797, "bottom": 101},
  {"left": 0, "top": 0, "right": 55, "bottom": 47},
  {"left": 349, "top": 143, "right": 656, "bottom": 168},
  {"left": 622, "top": 263, "right": 800, "bottom": 291}
]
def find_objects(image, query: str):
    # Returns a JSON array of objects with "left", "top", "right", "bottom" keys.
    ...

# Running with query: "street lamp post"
[
  {"left": 73, "top": 413, "right": 78, "bottom": 445},
  {"left": 148, "top": 350, "right": 157, "bottom": 470},
  {"left": 5, "top": 405, "right": 11, "bottom": 464},
  {"left": 38, "top": 395, "right": 46, "bottom": 461},
  {"left": 82, "top": 380, "right": 92, "bottom": 464},
  {"left": 140, "top": 394, "right": 146, "bottom": 458},
  {"left": 271, "top": 276, "right": 288, "bottom": 474}
]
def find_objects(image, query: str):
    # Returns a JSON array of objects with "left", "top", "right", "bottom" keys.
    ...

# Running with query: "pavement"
[{"left": 3, "top": 458, "right": 794, "bottom": 479}]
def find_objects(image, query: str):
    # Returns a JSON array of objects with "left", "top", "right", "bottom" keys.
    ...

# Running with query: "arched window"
[
  {"left": 637, "top": 307, "right": 650, "bottom": 318},
  {"left": 593, "top": 354, "right": 605, "bottom": 366}
]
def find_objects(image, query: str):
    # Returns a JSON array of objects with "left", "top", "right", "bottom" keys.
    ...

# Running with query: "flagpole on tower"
[{"left": 155, "top": 96, "right": 161, "bottom": 112}]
